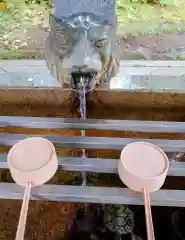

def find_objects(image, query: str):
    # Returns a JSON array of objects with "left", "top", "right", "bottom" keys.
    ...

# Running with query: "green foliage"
[
  {"left": 130, "top": 0, "right": 159, "bottom": 3},
  {"left": 3, "top": 0, "right": 176, "bottom": 8},
  {"left": 25, "top": 0, "right": 51, "bottom": 7},
  {"left": 24, "top": 0, "right": 161, "bottom": 6}
]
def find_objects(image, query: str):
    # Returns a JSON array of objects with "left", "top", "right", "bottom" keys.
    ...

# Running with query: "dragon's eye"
[
  {"left": 95, "top": 39, "right": 107, "bottom": 48},
  {"left": 55, "top": 32, "right": 68, "bottom": 45},
  {"left": 60, "top": 36, "right": 68, "bottom": 45}
]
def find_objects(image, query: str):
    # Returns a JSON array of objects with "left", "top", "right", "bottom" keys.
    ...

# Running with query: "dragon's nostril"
[{"left": 72, "top": 65, "right": 88, "bottom": 69}]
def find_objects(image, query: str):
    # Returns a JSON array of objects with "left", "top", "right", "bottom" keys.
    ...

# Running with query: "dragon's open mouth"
[{"left": 71, "top": 72, "right": 97, "bottom": 91}]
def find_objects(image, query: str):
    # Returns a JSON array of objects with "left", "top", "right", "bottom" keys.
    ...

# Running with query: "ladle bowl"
[
  {"left": 7, "top": 137, "right": 58, "bottom": 240},
  {"left": 7, "top": 137, "right": 58, "bottom": 187},
  {"left": 118, "top": 142, "right": 169, "bottom": 240},
  {"left": 118, "top": 142, "right": 169, "bottom": 193}
]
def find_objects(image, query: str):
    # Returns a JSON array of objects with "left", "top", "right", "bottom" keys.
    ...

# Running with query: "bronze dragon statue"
[
  {"left": 45, "top": 0, "right": 121, "bottom": 92},
  {"left": 44, "top": 1, "right": 143, "bottom": 239}
]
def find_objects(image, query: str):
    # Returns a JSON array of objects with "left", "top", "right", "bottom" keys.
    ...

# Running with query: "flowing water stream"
[{"left": 78, "top": 76, "right": 87, "bottom": 186}]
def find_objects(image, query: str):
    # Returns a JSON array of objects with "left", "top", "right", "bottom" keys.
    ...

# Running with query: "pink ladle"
[
  {"left": 7, "top": 137, "right": 58, "bottom": 240},
  {"left": 118, "top": 142, "right": 169, "bottom": 240}
]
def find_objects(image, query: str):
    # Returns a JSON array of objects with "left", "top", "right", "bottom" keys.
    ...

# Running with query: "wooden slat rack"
[{"left": 0, "top": 116, "right": 185, "bottom": 207}]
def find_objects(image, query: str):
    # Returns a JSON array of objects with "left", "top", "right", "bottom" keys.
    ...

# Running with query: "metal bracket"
[{"left": 1, "top": 116, "right": 185, "bottom": 207}]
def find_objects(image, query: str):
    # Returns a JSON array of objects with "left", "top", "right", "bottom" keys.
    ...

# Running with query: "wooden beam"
[
  {"left": 1, "top": 116, "right": 185, "bottom": 133},
  {"left": 0, "top": 133, "right": 185, "bottom": 152},
  {"left": 0, "top": 183, "right": 185, "bottom": 207},
  {"left": 0, "top": 154, "right": 184, "bottom": 176}
]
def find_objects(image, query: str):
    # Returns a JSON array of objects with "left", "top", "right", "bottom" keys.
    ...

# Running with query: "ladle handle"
[
  {"left": 15, "top": 182, "right": 32, "bottom": 240},
  {"left": 143, "top": 188, "right": 155, "bottom": 240}
]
